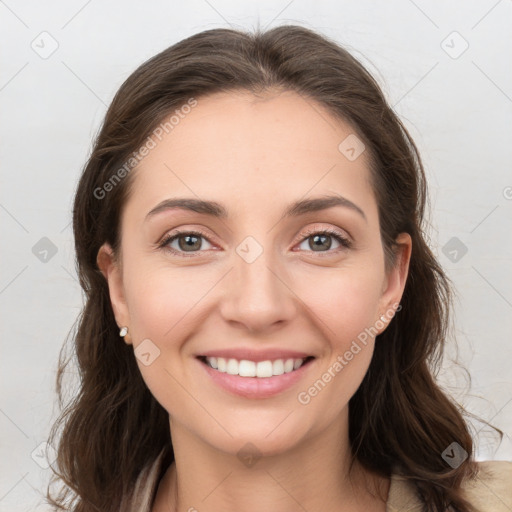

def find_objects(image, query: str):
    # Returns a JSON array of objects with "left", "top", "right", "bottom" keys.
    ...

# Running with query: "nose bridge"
[
  {"left": 234, "top": 233, "right": 283, "bottom": 299},
  {"left": 220, "top": 231, "right": 296, "bottom": 329}
]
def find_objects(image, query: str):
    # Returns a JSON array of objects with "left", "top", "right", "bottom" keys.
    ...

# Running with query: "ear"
[
  {"left": 376, "top": 232, "right": 412, "bottom": 333},
  {"left": 97, "top": 243, "right": 132, "bottom": 345}
]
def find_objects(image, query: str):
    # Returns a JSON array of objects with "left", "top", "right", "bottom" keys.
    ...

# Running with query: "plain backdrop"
[{"left": 1, "top": 1, "right": 511, "bottom": 510}]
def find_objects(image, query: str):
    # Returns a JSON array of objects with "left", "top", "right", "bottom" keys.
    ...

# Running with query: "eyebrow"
[{"left": 145, "top": 194, "right": 367, "bottom": 222}]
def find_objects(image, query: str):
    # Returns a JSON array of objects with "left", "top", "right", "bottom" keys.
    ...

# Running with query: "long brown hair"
[{"left": 46, "top": 25, "right": 502, "bottom": 511}]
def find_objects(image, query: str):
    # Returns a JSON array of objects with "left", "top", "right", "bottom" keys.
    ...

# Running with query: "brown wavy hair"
[{"left": 46, "top": 24, "right": 502, "bottom": 511}]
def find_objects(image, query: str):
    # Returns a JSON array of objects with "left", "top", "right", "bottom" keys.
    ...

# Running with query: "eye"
[
  {"left": 158, "top": 227, "right": 352, "bottom": 258},
  {"left": 159, "top": 229, "right": 214, "bottom": 257},
  {"left": 295, "top": 227, "right": 352, "bottom": 254}
]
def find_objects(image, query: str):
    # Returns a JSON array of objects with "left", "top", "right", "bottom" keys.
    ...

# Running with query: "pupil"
[
  {"left": 311, "top": 234, "right": 331, "bottom": 251},
  {"left": 180, "top": 235, "right": 201, "bottom": 251}
]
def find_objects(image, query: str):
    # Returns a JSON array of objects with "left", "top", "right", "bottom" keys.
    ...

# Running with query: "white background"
[{"left": 1, "top": 1, "right": 511, "bottom": 510}]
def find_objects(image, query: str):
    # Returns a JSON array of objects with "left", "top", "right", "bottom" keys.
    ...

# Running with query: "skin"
[{"left": 97, "top": 89, "right": 412, "bottom": 512}]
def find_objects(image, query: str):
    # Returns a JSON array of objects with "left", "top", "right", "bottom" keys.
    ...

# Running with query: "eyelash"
[{"left": 158, "top": 227, "right": 353, "bottom": 258}]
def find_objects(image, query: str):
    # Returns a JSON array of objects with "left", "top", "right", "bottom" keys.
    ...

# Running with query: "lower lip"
[{"left": 198, "top": 358, "right": 315, "bottom": 399}]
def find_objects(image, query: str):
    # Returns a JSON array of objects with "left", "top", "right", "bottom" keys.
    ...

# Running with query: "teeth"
[
  {"left": 273, "top": 359, "right": 284, "bottom": 376},
  {"left": 204, "top": 357, "right": 308, "bottom": 377}
]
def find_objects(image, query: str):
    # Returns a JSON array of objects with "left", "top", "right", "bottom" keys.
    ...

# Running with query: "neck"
[{"left": 153, "top": 408, "right": 389, "bottom": 512}]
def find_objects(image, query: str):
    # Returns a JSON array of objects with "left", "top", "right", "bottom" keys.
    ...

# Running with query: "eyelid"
[
  {"left": 157, "top": 226, "right": 213, "bottom": 247},
  {"left": 295, "top": 223, "right": 352, "bottom": 244}
]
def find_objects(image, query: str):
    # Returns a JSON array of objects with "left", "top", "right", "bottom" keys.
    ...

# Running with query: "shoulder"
[
  {"left": 460, "top": 460, "right": 512, "bottom": 511},
  {"left": 386, "top": 460, "right": 512, "bottom": 512}
]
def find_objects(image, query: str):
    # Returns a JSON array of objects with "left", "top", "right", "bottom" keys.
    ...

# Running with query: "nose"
[{"left": 219, "top": 236, "right": 297, "bottom": 333}]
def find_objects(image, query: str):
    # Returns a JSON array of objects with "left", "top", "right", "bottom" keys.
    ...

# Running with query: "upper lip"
[{"left": 197, "top": 349, "right": 314, "bottom": 362}]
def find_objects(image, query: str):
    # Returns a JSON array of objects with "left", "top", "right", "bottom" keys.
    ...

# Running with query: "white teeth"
[
  {"left": 257, "top": 360, "right": 273, "bottom": 378},
  {"left": 273, "top": 359, "right": 284, "bottom": 376},
  {"left": 226, "top": 359, "right": 239, "bottom": 375},
  {"left": 204, "top": 357, "right": 308, "bottom": 377},
  {"left": 239, "top": 359, "right": 256, "bottom": 377}
]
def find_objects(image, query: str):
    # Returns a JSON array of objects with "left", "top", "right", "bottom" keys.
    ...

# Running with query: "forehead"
[{"left": 125, "top": 89, "right": 377, "bottom": 222}]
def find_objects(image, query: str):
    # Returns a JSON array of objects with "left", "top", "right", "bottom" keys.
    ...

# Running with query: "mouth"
[
  {"left": 197, "top": 355, "right": 315, "bottom": 378},
  {"left": 196, "top": 354, "right": 316, "bottom": 399}
]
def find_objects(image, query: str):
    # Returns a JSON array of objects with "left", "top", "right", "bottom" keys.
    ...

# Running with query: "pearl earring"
[{"left": 119, "top": 326, "right": 128, "bottom": 337}]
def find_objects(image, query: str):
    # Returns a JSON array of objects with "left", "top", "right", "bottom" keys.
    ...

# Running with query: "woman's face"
[{"left": 98, "top": 89, "right": 411, "bottom": 457}]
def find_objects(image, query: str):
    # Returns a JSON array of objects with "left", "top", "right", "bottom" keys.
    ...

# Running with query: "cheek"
[
  {"left": 290, "top": 266, "right": 382, "bottom": 399},
  {"left": 291, "top": 269, "right": 380, "bottom": 419},
  {"left": 123, "top": 262, "right": 206, "bottom": 341},
  {"left": 121, "top": 265, "right": 203, "bottom": 415},
  {"left": 290, "top": 264, "right": 383, "bottom": 345}
]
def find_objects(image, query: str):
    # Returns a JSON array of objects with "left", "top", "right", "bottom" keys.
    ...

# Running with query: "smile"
[
  {"left": 196, "top": 355, "right": 316, "bottom": 399},
  {"left": 199, "top": 356, "right": 314, "bottom": 378}
]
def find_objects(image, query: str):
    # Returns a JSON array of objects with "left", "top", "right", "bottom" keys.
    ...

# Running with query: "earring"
[
  {"left": 119, "top": 326, "right": 128, "bottom": 337},
  {"left": 380, "top": 316, "right": 386, "bottom": 323}
]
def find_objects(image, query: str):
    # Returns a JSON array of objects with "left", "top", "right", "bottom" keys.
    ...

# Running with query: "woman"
[{"left": 47, "top": 25, "right": 511, "bottom": 511}]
